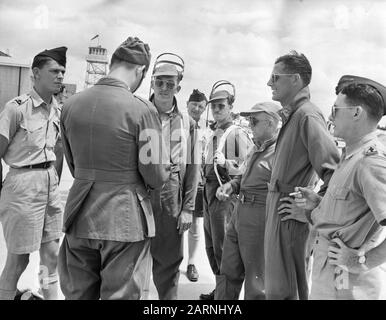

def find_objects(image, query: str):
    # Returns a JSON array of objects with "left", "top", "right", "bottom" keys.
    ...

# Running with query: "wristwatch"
[{"left": 358, "top": 250, "right": 369, "bottom": 271}]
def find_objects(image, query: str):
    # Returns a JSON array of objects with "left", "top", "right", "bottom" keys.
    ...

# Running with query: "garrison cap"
[
  {"left": 336, "top": 75, "right": 386, "bottom": 115},
  {"left": 112, "top": 36, "right": 151, "bottom": 71},
  {"left": 188, "top": 89, "right": 207, "bottom": 102},
  {"left": 208, "top": 90, "right": 232, "bottom": 104},
  {"left": 240, "top": 101, "right": 281, "bottom": 120},
  {"left": 32, "top": 46, "right": 67, "bottom": 68}
]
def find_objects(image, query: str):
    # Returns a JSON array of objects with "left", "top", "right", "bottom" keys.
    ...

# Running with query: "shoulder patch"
[
  {"left": 364, "top": 145, "right": 378, "bottom": 156},
  {"left": 11, "top": 94, "right": 30, "bottom": 106}
]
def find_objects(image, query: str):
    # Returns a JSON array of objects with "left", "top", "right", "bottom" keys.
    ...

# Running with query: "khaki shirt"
[
  {"left": 311, "top": 132, "right": 386, "bottom": 299},
  {"left": 149, "top": 95, "right": 200, "bottom": 215},
  {"left": 0, "top": 88, "right": 60, "bottom": 167},
  {"left": 231, "top": 138, "right": 276, "bottom": 204}
]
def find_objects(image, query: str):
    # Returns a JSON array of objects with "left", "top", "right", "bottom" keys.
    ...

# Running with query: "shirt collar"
[
  {"left": 278, "top": 86, "right": 311, "bottom": 124},
  {"left": 30, "top": 88, "right": 49, "bottom": 108},
  {"left": 150, "top": 94, "right": 179, "bottom": 117},
  {"left": 344, "top": 130, "right": 379, "bottom": 160},
  {"left": 215, "top": 119, "right": 233, "bottom": 131},
  {"left": 254, "top": 135, "right": 277, "bottom": 152},
  {"left": 96, "top": 76, "right": 129, "bottom": 90}
]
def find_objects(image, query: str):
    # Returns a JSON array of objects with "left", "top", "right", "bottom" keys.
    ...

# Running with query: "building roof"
[
  {"left": 0, "top": 55, "right": 30, "bottom": 68},
  {"left": 0, "top": 50, "right": 10, "bottom": 57}
]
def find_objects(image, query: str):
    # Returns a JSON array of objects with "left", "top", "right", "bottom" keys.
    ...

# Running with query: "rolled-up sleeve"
[{"left": 0, "top": 102, "right": 19, "bottom": 142}]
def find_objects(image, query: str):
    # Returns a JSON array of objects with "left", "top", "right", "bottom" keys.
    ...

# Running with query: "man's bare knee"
[{"left": 1, "top": 253, "right": 30, "bottom": 277}]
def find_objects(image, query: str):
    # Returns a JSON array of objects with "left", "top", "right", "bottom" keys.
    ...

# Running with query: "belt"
[
  {"left": 74, "top": 167, "right": 142, "bottom": 183},
  {"left": 238, "top": 192, "right": 265, "bottom": 204},
  {"left": 22, "top": 162, "right": 53, "bottom": 169}
]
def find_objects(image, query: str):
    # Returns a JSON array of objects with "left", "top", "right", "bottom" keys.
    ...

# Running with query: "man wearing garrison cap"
[
  {"left": 185, "top": 89, "right": 208, "bottom": 282},
  {"left": 57, "top": 37, "right": 169, "bottom": 299},
  {"left": 0, "top": 46, "right": 67, "bottom": 300},
  {"left": 294, "top": 75, "right": 386, "bottom": 299}
]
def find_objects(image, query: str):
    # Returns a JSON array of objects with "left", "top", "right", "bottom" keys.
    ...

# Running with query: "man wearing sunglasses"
[
  {"left": 264, "top": 51, "right": 340, "bottom": 300},
  {"left": 200, "top": 89, "right": 253, "bottom": 300},
  {"left": 293, "top": 76, "right": 386, "bottom": 299},
  {"left": 214, "top": 102, "right": 281, "bottom": 300},
  {"left": 149, "top": 63, "right": 200, "bottom": 300}
]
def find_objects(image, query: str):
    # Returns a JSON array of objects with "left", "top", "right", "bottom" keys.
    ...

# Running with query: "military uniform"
[
  {"left": 203, "top": 120, "right": 253, "bottom": 278},
  {"left": 216, "top": 138, "right": 276, "bottom": 300},
  {"left": 58, "top": 77, "right": 169, "bottom": 300},
  {"left": 264, "top": 87, "right": 340, "bottom": 300},
  {"left": 0, "top": 89, "right": 62, "bottom": 254},
  {"left": 310, "top": 132, "right": 386, "bottom": 299},
  {"left": 149, "top": 95, "right": 200, "bottom": 300}
]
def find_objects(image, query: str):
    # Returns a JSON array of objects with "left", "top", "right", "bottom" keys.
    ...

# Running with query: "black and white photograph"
[{"left": 1, "top": 0, "right": 386, "bottom": 307}]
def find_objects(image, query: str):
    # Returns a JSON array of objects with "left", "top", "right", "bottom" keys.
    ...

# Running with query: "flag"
[{"left": 90, "top": 34, "right": 99, "bottom": 41}]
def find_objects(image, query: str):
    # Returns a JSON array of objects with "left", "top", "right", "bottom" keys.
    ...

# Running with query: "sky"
[{"left": 1, "top": 0, "right": 386, "bottom": 123}]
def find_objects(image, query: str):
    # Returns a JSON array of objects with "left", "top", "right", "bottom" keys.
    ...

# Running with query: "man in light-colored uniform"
[
  {"left": 185, "top": 89, "right": 208, "bottom": 282},
  {"left": 0, "top": 47, "right": 67, "bottom": 300},
  {"left": 295, "top": 75, "right": 386, "bottom": 299},
  {"left": 264, "top": 51, "right": 340, "bottom": 300},
  {"left": 149, "top": 62, "right": 200, "bottom": 300},
  {"left": 215, "top": 102, "right": 281, "bottom": 300},
  {"left": 58, "top": 37, "right": 168, "bottom": 300},
  {"left": 200, "top": 87, "right": 253, "bottom": 300}
]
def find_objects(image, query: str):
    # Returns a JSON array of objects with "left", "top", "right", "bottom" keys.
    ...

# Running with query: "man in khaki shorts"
[{"left": 0, "top": 47, "right": 66, "bottom": 300}]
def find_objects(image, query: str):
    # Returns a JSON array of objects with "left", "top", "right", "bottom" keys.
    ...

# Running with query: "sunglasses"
[
  {"left": 154, "top": 79, "right": 177, "bottom": 90},
  {"left": 248, "top": 117, "right": 268, "bottom": 127},
  {"left": 331, "top": 105, "right": 359, "bottom": 118},
  {"left": 210, "top": 103, "right": 226, "bottom": 110},
  {"left": 270, "top": 73, "right": 298, "bottom": 83}
]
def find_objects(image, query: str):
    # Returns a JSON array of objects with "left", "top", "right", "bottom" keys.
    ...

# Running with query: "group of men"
[{"left": 0, "top": 35, "right": 386, "bottom": 300}]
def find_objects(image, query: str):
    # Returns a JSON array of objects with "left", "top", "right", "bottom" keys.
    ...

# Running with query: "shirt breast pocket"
[
  {"left": 20, "top": 119, "right": 46, "bottom": 149},
  {"left": 327, "top": 187, "right": 350, "bottom": 222},
  {"left": 47, "top": 119, "right": 60, "bottom": 148}
]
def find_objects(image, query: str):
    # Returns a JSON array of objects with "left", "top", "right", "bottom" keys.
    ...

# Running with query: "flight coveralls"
[
  {"left": 203, "top": 120, "right": 253, "bottom": 278},
  {"left": 58, "top": 77, "right": 169, "bottom": 300},
  {"left": 216, "top": 138, "right": 276, "bottom": 300},
  {"left": 0, "top": 89, "right": 62, "bottom": 254},
  {"left": 149, "top": 96, "right": 200, "bottom": 300},
  {"left": 264, "top": 87, "right": 340, "bottom": 300},
  {"left": 310, "top": 132, "right": 386, "bottom": 299}
]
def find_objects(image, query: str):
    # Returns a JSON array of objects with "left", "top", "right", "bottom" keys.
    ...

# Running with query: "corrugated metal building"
[{"left": 0, "top": 55, "right": 32, "bottom": 108}]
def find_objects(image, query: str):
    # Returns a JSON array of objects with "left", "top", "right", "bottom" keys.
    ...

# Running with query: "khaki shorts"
[{"left": 0, "top": 166, "right": 63, "bottom": 254}]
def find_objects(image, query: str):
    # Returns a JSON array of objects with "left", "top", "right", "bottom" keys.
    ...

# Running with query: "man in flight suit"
[
  {"left": 264, "top": 51, "right": 340, "bottom": 300},
  {"left": 149, "top": 62, "right": 200, "bottom": 300},
  {"left": 58, "top": 37, "right": 169, "bottom": 300},
  {"left": 295, "top": 76, "right": 386, "bottom": 299},
  {"left": 215, "top": 102, "right": 281, "bottom": 300},
  {"left": 200, "top": 88, "right": 253, "bottom": 300},
  {"left": 0, "top": 47, "right": 67, "bottom": 300}
]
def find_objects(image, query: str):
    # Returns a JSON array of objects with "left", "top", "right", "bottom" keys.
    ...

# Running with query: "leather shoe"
[
  {"left": 199, "top": 289, "right": 215, "bottom": 300},
  {"left": 187, "top": 264, "right": 199, "bottom": 282}
]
